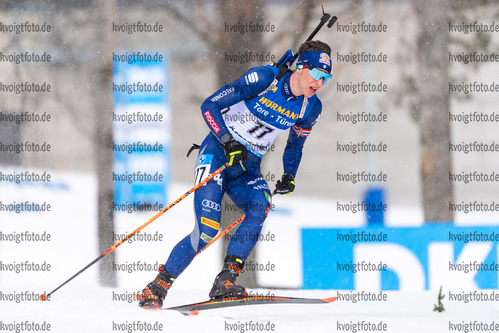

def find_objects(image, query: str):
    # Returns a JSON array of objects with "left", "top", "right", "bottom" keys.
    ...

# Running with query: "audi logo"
[{"left": 202, "top": 199, "right": 221, "bottom": 211}]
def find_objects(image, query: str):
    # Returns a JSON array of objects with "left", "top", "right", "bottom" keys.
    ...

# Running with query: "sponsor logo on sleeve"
[
  {"left": 203, "top": 110, "right": 221, "bottom": 133},
  {"left": 245, "top": 72, "right": 259, "bottom": 84}
]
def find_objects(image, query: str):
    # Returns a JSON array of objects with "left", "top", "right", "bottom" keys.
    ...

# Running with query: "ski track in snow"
[{"left": 2, "top": 287, "right": 499, "bottom": 333}]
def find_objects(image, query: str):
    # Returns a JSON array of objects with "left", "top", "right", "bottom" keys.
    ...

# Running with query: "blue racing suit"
[{"left": 164, "top": 65, "right": 323, "bottom": 277}]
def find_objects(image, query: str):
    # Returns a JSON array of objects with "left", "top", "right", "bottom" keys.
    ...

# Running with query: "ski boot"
[
  {"left": 138, "top": 265, "right": 176, "bottom": 309},
  {"left": 209, "top": 255, "right": 248, "bottom": 300}
]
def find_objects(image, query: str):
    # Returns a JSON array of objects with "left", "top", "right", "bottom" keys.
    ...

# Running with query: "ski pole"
[
  {"left": 195, "top": 214, "right": 245, "bottom": 257},
  {"left": 40, "top": 163, "right": 229, "bottom": 301}
]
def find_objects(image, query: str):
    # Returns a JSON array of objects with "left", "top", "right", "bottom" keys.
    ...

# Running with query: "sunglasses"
[{"left": 300, "top": 63, "right": 332, "bottom": 83}]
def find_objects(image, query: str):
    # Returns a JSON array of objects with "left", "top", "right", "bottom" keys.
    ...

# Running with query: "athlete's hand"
[
  {"left": 223, "top": 139, "right": 248, "bottom": 172},
  {"left": 274, "top": 173, "right": 295, "bottom": 195}
]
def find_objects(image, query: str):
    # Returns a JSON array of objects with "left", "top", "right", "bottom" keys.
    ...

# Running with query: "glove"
[
  {"left": 274, "top": 173, "right": 295, "bottom": 195},
  {"left": 222, "top": 139, "right": 248, "bottom": 171}
]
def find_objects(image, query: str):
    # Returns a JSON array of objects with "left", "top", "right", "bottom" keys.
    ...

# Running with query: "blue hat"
[{"left": 296, "top": 50, "right": 332, "bottom": 74}]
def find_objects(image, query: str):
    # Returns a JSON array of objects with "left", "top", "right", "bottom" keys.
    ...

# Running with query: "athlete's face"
[{"left": 295, "top": 68, "right": 328, "bottom": 98}]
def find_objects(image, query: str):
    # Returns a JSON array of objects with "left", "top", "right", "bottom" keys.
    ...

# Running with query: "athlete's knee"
[{"left": 243, "top": 200, "right": 271, "bottom": 226}]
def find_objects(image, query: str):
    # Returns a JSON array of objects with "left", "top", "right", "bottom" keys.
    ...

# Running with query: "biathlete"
[{"left": 138, "top": 40, "right": 333, "bottom": 309}]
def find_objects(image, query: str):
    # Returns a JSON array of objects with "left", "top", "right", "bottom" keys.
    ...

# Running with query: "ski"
[{"left": 161, "top": 295, "right": 337, "bottom": 316}]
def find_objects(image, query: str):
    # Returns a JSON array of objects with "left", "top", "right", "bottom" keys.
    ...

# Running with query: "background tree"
[
  {"left": 93, "top": 0, "right": 117, "bottom": 287},
  {"left": 400, "top": 0, "right": 499, "bottom": 222},
  {"left": 413, "top": 0, "right": 453, "bottom": 223}
]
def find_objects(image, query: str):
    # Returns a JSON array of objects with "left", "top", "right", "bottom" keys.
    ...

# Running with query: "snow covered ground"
[
  {"left": 1, "top": 169, "right": 498, "bottom": 332},
  {"left": 3, "top": 285, "right": 499, "bottom": 333}
]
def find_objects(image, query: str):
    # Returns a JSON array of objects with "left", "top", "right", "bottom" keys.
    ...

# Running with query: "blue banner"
[
  {"left": 112, "top": 52, "right": 170, "bottom": 208},
  {"left": 302, "top": 224, "right": 499, "bottom": 290}
]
